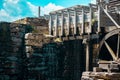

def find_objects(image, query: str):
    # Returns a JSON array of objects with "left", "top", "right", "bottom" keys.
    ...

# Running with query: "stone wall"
[
  {"left": 0, "top": 22, "right": 33, "bottom": 79},
  {"left": 14, "top": 17, "right": 49, "bottom": 34}
]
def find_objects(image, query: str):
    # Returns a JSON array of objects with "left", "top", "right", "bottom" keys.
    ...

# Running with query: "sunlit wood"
[
  {"left": 117, "top": 34, "right": 120, "bottom": 59},
  {"left": 104, "top": 41, "right": 117, "bottom": 61}
]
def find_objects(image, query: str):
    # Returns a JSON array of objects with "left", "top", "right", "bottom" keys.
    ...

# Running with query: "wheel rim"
[{"left": 98, "top": 29, "right": 120, "bottom": 61}]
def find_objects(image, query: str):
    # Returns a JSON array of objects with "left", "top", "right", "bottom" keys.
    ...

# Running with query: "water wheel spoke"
[
  {"left": 117, "top": 34, "right": 120, "bottom": 59},
  {"left": 104, "top": 41, "right": 117, "bottom": 60}
]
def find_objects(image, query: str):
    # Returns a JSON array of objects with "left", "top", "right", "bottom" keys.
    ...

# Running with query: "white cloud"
[
  {"left": 0, "top": 9, "right": 9, "bottom": 17},
  {"left": 27, "top": 2, "right": 64, "bottom": 16},
  {"left": 3, "top": 0, "right": 21, "bottom": 15},
  {"left": 41, "top": 3, "right": 64, "bottom": 15},
  {"left": 0, "top": 0, "right": 29, "bottom": 22},
  {"left": 0, "top": 0, "right": 24, "bottom": 22},
  {"left": 91, "top": 0, "right": 96, "bottom": 4},
  {"left": 27, "top": 2, "right": 38, "bottom": 17},
  {"left": 0, "top": 9, "right": 23, "bottom": 22},
  {"left": 0, "top": 0, "right": 64, "bottom": 22},
  {"left": 4, "top": 0, "right": 19, "bottom": 4}
]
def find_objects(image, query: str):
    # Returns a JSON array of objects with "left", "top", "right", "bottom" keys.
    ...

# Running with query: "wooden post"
[
  {"left": 89, "top": 4, "right": 92, "bottom": 34},
  {"left": 67, "top": 9, "right": 70, "bottom": 36},
  {"left": 83, "top": 37, "right": 90, "bottom": 71},
  {"left": 55, "top": 13, "right": 58, "bottom": 36},
  {"left": 49, "top": 14, "right": 52, "bottom": 35},
  {"left": 81, "top": 7, "right": 84, "bottom": 34},
  {"left": 97, "top": 2, "right": 101, "bottom": 33},
  {"left": 86, "top": 40, "right": 89, "bottom": 71},
  {"left": 61, "top": 12, "right": 64, "bottom": 36}
]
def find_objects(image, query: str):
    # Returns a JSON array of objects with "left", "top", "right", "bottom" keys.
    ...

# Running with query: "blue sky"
[{"left": 0, "top": 0, "right": 96, "bottom": 22}]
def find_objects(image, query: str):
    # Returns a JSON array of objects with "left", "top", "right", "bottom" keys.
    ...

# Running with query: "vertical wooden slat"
[
  {"left": 81, "top": 7, "right": 84, "bottom": 34},
  {"left": 61, "top": 13, "right": 64, "bottom": 36},
  {"left": 55, "top": 14, "right": 58, "bottom": 36},
  {"left": 67, "top": 9, "right": 70, "bottom": 36},
  {"left": 49, "top": 14, "right": 52, "bottom": 35},
  {"left": 89, "top": 4, "right": 92, "bottom": 34},
  {"left": 74, "top": 9, "right": 77, "bottom": 35},
  {"left": 98, "top": 3, "right": 101, "bottom": 33}
]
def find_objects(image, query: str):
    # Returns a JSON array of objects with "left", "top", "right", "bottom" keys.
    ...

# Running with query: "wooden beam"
[{"left": 104, "top": 41, "right": 117, "bottom": 61}]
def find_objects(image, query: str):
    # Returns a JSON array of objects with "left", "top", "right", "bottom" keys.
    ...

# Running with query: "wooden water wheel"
[{"left": 98, "top": 29, "right": 120, "bottom": 61}]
